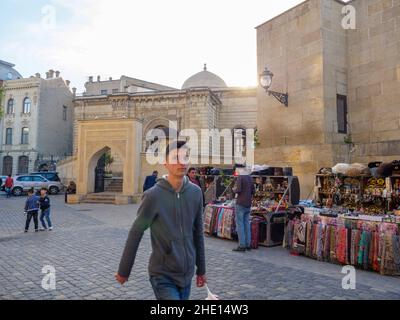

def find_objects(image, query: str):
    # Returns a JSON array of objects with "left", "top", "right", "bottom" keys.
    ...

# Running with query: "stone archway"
[{"left": 74, "top": 119, "right": 142, "bottom": 204}]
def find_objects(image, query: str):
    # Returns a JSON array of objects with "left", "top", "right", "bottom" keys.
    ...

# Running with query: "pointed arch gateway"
[{"left": 75, "top": 119, "right": 142, "bottom": 203}]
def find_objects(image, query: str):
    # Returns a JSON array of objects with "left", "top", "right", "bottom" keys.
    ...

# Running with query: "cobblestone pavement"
[{"left": 1, "top": 194, "right": 400, "bottom": 300}]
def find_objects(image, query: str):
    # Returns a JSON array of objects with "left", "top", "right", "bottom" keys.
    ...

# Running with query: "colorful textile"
[
  {"left": 285, "top": 212, "right": 400, "bottom": 275},
  {"left": 330, "top": 226, "right": 337, "bottom": 262},
  {"left": 336, "top": 228, "right": 347, "bottom": 264},
  {"left": 203, "top": 205, "right": 214, "bottom": 234}
]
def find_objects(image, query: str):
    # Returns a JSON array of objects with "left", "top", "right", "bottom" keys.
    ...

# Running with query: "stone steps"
[
  {"left": 82, "top": 199, "right": 115, "bottom": 204},
  {"left": 104, "top": 179, "right": 123, "bottom": 193},
  {"left": 81, "top": 193, "right": 118, "bottom": 204}
]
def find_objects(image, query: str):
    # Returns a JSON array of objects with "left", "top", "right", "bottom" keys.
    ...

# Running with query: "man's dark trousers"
[{"left": 25, "top": 211, "right": 39, "bottom": 231}]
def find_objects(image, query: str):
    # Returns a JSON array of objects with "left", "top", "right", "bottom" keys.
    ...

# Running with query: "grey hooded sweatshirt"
[{"left": 117, "top": 175, "right": 206, "bottom": 288}]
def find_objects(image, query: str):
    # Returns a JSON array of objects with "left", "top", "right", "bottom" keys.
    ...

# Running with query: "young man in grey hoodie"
[{"left": 115, "top": 141, "right": 206, "bottom": 300}]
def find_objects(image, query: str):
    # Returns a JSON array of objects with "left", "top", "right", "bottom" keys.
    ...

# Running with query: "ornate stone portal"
[{"left": 68, "top": 119, "right": 142, "bottom": 204}]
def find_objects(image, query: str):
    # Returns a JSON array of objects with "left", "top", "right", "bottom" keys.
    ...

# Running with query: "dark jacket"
[
  {"left": 143, "top": 175, "right": 157, "bottom": 192},
  {"left": 233, "top": 174, "right": 255, "bottom": 208},
  {"left": 188, "top": 176, "right": 205, "bottom": 207},
  {"left": 118, "top": 176, "right": 206, "bottom": 288},
  {"left": 39, "top": 196, "right": 51, "bottom": 210},
  {"left": 25, "top": 195, "right": 40, "bottom": 212}
]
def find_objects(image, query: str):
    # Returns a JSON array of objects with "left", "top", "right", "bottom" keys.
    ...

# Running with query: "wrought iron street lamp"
[{"left": 260, "top": 67, "right": 289, "bottom": 107}]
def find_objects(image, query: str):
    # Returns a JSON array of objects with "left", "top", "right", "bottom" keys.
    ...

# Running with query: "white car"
[
  {"left": 12, "top": 175, "right": 64, "bottom": 196},
  {"left": 0, "top": 175, "right": 7, "bottom": 191}
]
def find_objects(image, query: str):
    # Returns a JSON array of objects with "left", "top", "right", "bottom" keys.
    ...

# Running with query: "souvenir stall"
[
  {"left": 285, "top": 161, "right": 400, "bottom": 275},
  {"left": 202, "top": 165, "right": 301, "bottom": 248},
  {"left": 285, "top": 210, "right": 400, "bottom": 275}
]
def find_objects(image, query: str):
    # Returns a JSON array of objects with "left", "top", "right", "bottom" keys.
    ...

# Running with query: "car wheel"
[
  {"left": 49, "top": 186, "right": 59, "bottom": 195},
  {"left": 12, "top": 187, "right": 23, "bottom": 196}
]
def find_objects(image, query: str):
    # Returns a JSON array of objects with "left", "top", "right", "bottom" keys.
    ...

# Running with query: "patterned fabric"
[
  {"left": 316, "top": 224, "right": 324, "bottom": 261},
  {"left": 203, "top": 205, "right": 236, "bottom": 240},
  {"left": 393, "top": 235, "right": 400, "bottom": 267},
  {"left": 203, "top": 205, "right": 214, "bottom": 234},
  {"left": 372, "top": 232, "right": 380, "bottom": 272},
  {"left": 330, "top": 226, "right": 337, "bottom": 262},
  {"left": 336, "top": 228, "right": 348, "bottom": 264},
  {"left": 323, "top": 225, "right": 331, "bottom": 261},
  {"left": 221, "top": 209, "right": 235, "bottom": 239},
  {"left": 381, "top": 235, "right": 400, "bottom": 276},
  {"left": 363, "top": 232, "right": 372, "bottom": 270},
  {"left": 285, "top": 213, "right": 400, "bottom": 275},
  {"left": 306, "top": 221, "right": 312, "bottom": 257}
]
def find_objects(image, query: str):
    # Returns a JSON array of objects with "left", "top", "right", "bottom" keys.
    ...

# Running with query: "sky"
[{"left": 0, "top": 0, "right": 306, "bottom": 92}]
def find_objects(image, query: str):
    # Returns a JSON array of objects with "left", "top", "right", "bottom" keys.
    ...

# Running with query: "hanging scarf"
[
  {"left": 316, "top": 224, "right": 324, "bottom": 261},
  {"left": 336, "top": 227, "right": 347, "bottom": 264},
  {"left": 330, "top": 226, "right": 337, "bottom": 262},
  {"left": 306, "top": 221, "right": 312, "bottom": 257},
  {"left": 358, "top": 231, "right": 367, "bottom": 267},
  {"left": 313, "top": 224, "right": 319, "bottom": 258},
  {"left": 372, "top": 232, "right": 380, "bottom": 272},
  {"left": 392, "top": 235, "right": 400, "bottom": 271},
  {"left": 381, "top": 235, "right": 400, "bottom": 275},
  {"left": 323, "top": 225, "right": 331, "bottom": 261},
  {"left": 350, "top": 230, "right": 356, "bottom": 266},
  {"left": 354, "top": 230, "right": 361, "bottom": 267},
  {"left": 363, "top": 231, "right": 372, "bottom": 270}
]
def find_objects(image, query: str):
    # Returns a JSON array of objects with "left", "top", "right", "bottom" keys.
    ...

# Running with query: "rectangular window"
[
  {"left": 63, "top": 106, "right": 67, "bottom": 121},
  {"left": 5, "top": 128, "right": 13, "bottom": 145},
  {"left": 337, "top": 95, "right": 348, "bottom": 134},
  {"left": 101, "top": 90, "right": 108, "bottom": 95},
  {"left": 21, "top": 127, "right": 29, "bottom": 144}
]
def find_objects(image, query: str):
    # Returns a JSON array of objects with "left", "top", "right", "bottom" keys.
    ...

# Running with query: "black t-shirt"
[{"left": 39, "top": 196, "right": 51, "bottom": 210}]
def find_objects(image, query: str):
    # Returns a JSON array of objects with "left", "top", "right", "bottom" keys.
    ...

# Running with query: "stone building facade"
[
  {"left": 255, "top": 0, "right": 400, "bottom": 197},
  {"left": 59, "top": 66, "right": 257, "bottom": 199},
  {"left": 0, "top": 68, "right": 75, "bottom": 175}
]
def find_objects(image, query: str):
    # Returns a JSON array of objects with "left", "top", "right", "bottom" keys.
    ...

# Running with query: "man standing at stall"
[
  {"left": 232, "top": 164, "right": 254, "bottom": 252},
  {"left": 115, "top": 141, "right": 206, "bottom": 300},
  {"left": 187, "top": 167, "right": 205, "bottom": 207}
]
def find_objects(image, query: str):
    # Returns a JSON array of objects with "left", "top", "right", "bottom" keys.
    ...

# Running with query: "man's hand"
[
  {"left": 115, "top": 273, "right": 128, "bottom": 285},
  {"left": 196, "top": 275, "right": 207, "bottom": 287}
]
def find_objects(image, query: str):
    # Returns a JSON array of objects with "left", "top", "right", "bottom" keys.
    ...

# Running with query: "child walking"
[
  {"left": 24, "top": 188, "right": 40, "bottom": 233},
  {"left": 39, "top": 188, "right": 52, "bottom": 231}
]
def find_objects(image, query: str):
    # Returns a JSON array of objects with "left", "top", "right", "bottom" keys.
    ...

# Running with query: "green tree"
[{"left": 104, "top": 151, "right": 114, "bottom": 174}]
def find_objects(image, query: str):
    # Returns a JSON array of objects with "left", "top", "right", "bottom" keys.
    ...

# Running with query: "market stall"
[
  {"left": 285, "top": 161, "right": 400, "bottom": 275},
  {"left": 201, "top": 165, "right": 300, "bottom": 248},
  {"left": 285, "top": 209, "right": 400, "bottom": 275}
]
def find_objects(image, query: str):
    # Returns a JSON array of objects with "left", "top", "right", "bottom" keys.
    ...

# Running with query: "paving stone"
[{"left": 1, "top": 194, "right": 400, "bottom": 300}]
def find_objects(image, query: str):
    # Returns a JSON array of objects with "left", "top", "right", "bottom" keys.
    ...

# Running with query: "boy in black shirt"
[{"left": 39, "top": 188, "right": 52, "bottom": 231}]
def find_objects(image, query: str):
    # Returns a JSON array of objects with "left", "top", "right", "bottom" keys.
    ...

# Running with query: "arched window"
[
  {"left": 2, "top": 156, "right": 13, "bottom": 175},
  {"left": 21, "top": 127, "right": 29, "bottom": 144},
  {"left": 23, "top": 98, "right": 32, "bottom": 114},
  {"left": 232, "top": 127, "right": 246, "bottom": 157},
  {"left": 7, "top": 99, "right": 15, "bottom": 114},
  {"left": 5, "top": 128, "right": 13, "bottom": 145},
  {"left": 18, "top": 156, "right": 29, "bottom": 174}
]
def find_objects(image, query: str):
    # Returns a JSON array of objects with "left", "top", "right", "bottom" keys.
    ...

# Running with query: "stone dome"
[
  {"left": 182, "top": 64, "right": 227, "bottom": 89},
  {"left": 0, "top": 60, "right": 22, "bottom": 81}
]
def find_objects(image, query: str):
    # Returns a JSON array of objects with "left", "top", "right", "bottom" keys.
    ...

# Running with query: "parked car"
[
  {"left": 0, "top": 176, "right": 7, "bottom": 191},
  {"left": 12, "top": 175, "right": 64, "bottom": 196},
  {"left": 30, "top": 171, "right": 61, "bottom": 182}
]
